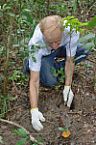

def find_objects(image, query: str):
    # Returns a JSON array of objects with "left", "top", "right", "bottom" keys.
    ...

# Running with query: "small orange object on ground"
[{"left": 62, "top": 130, "right": 71, "bottom": 138}]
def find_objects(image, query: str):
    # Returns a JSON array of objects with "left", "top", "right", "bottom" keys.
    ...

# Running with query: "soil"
[{"left": 0, "top": 52, "right": 96, "bottom": 145}]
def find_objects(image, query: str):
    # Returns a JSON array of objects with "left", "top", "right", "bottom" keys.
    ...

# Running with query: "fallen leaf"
[
  {"left": 62, "top": 130, "right": 71, "bottom": 138},
  {"left": 0, "top": 136, "right": 4, "bottom": 144}
]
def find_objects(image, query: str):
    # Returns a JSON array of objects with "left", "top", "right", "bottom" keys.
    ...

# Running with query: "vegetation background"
[{"left": 0, "top": 0, "right": 96, "bottom": 145}]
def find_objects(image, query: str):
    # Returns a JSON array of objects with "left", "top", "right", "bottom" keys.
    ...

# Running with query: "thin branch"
[
  {"left": 67, "top": 110, "right": 96, "bottom": 116},
  {"left": 92, "top": 48, "right": 96, "bottom": 52},
  {"left": 0, "top": 119, "right": 43, "bottom": 145},
  {"left": 87, "top": 1, "right": 96, "bottom": 15},
  {"left": 86, "top": 57, "right": 96, "bottom": 64}
]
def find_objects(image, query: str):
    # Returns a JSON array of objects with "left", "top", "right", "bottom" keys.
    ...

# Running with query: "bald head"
[{"left": 39, "top": 15, "right": 63, "bottom": 46}]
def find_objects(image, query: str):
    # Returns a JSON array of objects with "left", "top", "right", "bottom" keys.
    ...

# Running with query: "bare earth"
[{"left": 0, "top": 52, "right": 96, "bottom": 145}]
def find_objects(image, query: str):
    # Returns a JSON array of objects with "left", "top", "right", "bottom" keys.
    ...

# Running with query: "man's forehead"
[
  {"left": 40, "top": 15, "right": 62, "bottom": 35},
  {"left": 47, "top": 38, "right": 61, "bottom": 44},
  {"left": 44, "top": 30, "right": 63, "bottom": 43}
]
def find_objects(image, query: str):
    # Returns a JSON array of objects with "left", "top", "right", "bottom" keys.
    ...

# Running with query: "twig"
[
  {"left": 67, "top": 111, "right": 96, "bottom": 116},
  {"left": 0, "top": 105, "right": 23, "bottom": 116},
  {"left": 92, "top": 48, "right": 96, "bottom": 52},
  {"left": 67, "top": 111, "right": 82, "bottom": 115},
  {"left": 86, "top": 57, "right": 96, "bottom": 64},
  {"left": 87, "top": 1, "right": 96, "bottom": 15},
  {"left": 0, "top": 119, "right": 43, "bottom": 145}
]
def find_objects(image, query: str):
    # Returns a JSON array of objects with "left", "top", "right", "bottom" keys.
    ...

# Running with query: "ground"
[{"left": 0, "top": 52, "right": 96, "bottom": 145}]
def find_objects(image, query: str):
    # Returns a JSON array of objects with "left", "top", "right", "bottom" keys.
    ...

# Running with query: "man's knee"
[
  {"left": 75, "top": 45, "right": 91, "bottom": 64},
  {"left": 40, "top": 78, "right": 58, "bottom": 87}
]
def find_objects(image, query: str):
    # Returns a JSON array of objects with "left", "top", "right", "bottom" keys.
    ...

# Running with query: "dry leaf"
[{"left": 62, "top": 130, "right": 71, "bottom": 138}]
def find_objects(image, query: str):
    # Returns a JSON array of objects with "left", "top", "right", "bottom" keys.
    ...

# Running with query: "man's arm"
[
  {"left": 29, "top": 71, "right": 39, "bottom": 109},
  {"left": 29, "top": 70, "right": 45, "bottom": 131},
  {"left": 63, "top": 56, "right": 74, "bottom": 107},
  {"left": 63, "top": 27, "right": 79, "bottom": 107},
  {"left": 65, "top": 56, "right": 75, "bottom": 86}
]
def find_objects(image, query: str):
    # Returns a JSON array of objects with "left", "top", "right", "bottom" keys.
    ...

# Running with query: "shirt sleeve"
[
  {"left": 28, "top": 24, "right": 46, "bottom": 71},
  {"left": 28, "top": 24, "right": 42, "bottom": 47},
  {"left": 29, "top": 48, "right": 43, "bottom": 72},
  {"left": 66, "top": 30, "right": 80, "bottom": 57},
  {"left": 28, "top": 24, "right": 44, "bottom": 72}
]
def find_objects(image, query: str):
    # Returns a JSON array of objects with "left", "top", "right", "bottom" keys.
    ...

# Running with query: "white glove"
[
  {"left": 31, "top": 108, "right": 45, "bottom": 131},
  {"left": 63, "top": 86, "right": 74, "bottom": 108}
]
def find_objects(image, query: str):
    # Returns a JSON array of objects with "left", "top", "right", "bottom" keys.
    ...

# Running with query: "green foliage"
[
  {"left": 14, "top": 128, "right": 43, "bottom": 145},
  {"left": 0, "top": 95, "right": 10, "bottom": 118},
  {"left": 16, "top": 138, "right": 28, "bottom": 145},
  {"left": 87, "top": 16, "right": 96, "bottom": 28},
  {"left": 0, "top": 0, "right": 96, "bottom": 126},
  {"left": 9, "top": 70, "right": 28, "bottom": 85},
  {"left": 49, "top": 2, "right": 67, "bottom": 16},
  {"left": 57, "top": 15, "right": 95, "bottom": 85},
  {"left": 62, "top": 16, "right": 96, "bottom": 51},
  {"left": 14, "top": 128, "right": 29, "bottom": 145},
  {"left": 62, "top": 16, "right": 88, "bottom": 32},
  {"left": 14, "top": 128, "right": 28, "bottom": 138},
  {"left": 51, "top": 67, "right": 65, "bottom": 84},
  {"left": 71, "top": 0, "right": 78, "bottom": 13},
  {"left": 49, "top": 0, "right": 80, "bottom": 16},
  {"left": 58, "top": 127, "right": 68, "bottom": 132},
  {"left": 0, "top": 135, "right": 4, "bottom": 144}
]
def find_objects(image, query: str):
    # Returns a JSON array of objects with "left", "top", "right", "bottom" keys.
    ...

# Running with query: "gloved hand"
[
  {"left": 31, "top": 108, "right": 45, "bottom": 131},
  {"left": 63, "top": 86, "right": 74, "bottom": 108}
]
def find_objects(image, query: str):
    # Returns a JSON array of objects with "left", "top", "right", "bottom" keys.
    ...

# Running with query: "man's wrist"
[
  {"left": 65, "top": 80, "right": 72, "bottom": 86},
  {"left": 30, "top": 107, "right": 38, "bottom": 112},
  {"left": 64, "top": 85, "right": 70, "bottom": 89}
]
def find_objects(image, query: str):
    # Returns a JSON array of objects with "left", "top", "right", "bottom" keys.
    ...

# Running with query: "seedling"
[
  {"left": 59, "top": 127, "right": 71, "bottom": 138},
  {"left": 14, "top": 128, "right": 43, "bottom": 145}
]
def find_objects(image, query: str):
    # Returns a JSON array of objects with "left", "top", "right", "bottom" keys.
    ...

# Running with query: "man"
[{"left": 24, "top": 15, "right": 89, "bottom": 131}]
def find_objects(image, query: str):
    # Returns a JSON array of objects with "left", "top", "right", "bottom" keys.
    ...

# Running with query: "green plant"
[
  {"left": 0, "top": 135, "right": 4, "bottom": 144},
  {"left": 14, "top": 128, "right": 43, "bottom": 145},
  {"left": 51, "top": 16, "right": 96, "bottom": 87},
  {"left": 9, "top": 70, "right": 28, "bottom": 85},
  {"left": 58, "top": 127, "right": 71, "bottom": 138},
  {"left": 14, "top": 128, "right": 29, "bottom": 145},
  {"left": 51, "top": 67, "right": 65, "bottom": 84},
  {"left": 63, "top": 16, "right": 96, "bottom": 52},
  {"left": 0, "top": 95, "right": 10, "bottom": 118}
]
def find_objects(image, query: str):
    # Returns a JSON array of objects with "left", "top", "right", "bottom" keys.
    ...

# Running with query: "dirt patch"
[
  {"left": 0, "top": 123, "right": 21, "bottom": 145},
  {"left": 0, "top": 53, "right": 96, "bottom": 145}
]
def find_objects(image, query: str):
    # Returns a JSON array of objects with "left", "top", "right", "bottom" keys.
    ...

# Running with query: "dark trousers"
[
  {"left": 23, "top": 45, "right": 89, "bottom": 87},
  {"left": 40, "top": 45, "right": 89, "bottom": 86}
]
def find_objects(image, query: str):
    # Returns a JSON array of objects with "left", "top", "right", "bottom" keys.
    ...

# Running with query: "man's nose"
[{"left": 52, "top": 42, "right": 60, "bottom": 49}]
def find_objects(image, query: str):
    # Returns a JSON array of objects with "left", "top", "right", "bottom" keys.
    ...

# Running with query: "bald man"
[{"left": 24, "top": 15, "right": 89, "bottom": 131}]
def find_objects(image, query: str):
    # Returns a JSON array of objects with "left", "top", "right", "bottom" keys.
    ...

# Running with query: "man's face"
[
  {"left": 47, "top": 39, "right": 61, "bottom": 49},
  {"left": 43, "top": 25, "right": 62, "bottom": 50},
  {"left": 44, "top": 30, "right": 62, "bottom": 49}
]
